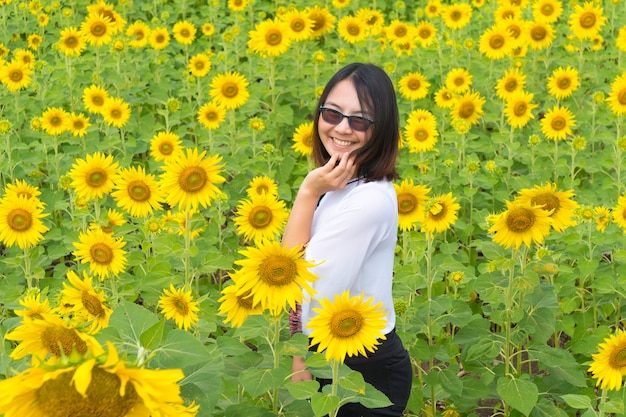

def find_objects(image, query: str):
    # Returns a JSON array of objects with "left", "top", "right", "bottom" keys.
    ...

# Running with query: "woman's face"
[{"left": 318, "top": 79, "right": 374, "bottom": 158}]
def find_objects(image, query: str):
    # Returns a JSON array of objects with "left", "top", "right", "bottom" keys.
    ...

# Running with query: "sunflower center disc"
[
  {"left": 41, "top": 326, "right": 88, "bottom": 357},
  {"left": 8, "top": 208, "right": 32, "bottom": 231}
]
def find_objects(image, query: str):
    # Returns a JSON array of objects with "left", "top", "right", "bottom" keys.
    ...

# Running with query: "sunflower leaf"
[
  {"left": 496, "top": 375, "right": 538, "bottom": 416},
  {"left": 286, "top": 380, "right": 320, "bottom": 400},
  {"left": 560, "top": 394, "right": 594, "bottom": 410},
  {"left": 310, "top": 392, "right": 340, "bottom": 417}
]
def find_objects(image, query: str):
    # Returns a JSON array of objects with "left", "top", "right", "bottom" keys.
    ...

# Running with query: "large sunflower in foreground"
[
  {"left": 504, "top": 90, "right": 537, "bottom": 128},
  {"left": 79, "top": 13, "right": 113, "bottom": 46},
  {"left": 588, "top": 330, "right": 626, "bottom": 391},
  {"left": 3, "top": 178, "right": 41, "bottom": 201},
  {"left": 209, "top": 71, "right": 250, "bottom": 110},
  {"left": 159, "top": 284, "right": 200, "bottom": 331},
  {"left": 394, "top": 179, "right": 431, "bottom": 231},
  {"left": 307, "top": 291, "right": 387, "bottom": 363},
  {"left": 217, "top": 271, "right": 264, "bottom": 327},
  {"left": 72, "top": 227, "right": 127, "bottom": 279},
  {"left": 0, "top": 342, "right": 198, "bottom": 417},
  {"left": 450, "top": 90, "right": 486, "bottom": 127},
  {"left": 292, "top": 121, "right": 314, "bottom": 156},
  {"left": 421, "top": 193, "right": 461, "bottom": 234},
  {"left": 68, "top": 151, "right": 119, "bottom": 201},
  {"left": 248, "top": 18, "right": 292, "bottom": 56},
  {"left": 112, "top": 165, "right": 162, "bottom": 218},
  {"left": 0, "top": 194, "right": 49, "bottom": 249},
  {"left": 516, "top": 183, "right": 579, "bottom": 232},
  {"left": 607, "top": 72, "right": 626, "bottom": 116},
  {"left": 159, "top": 147, "right": 225, "bottom": 210},
  {"left": 540, "top": 105, "right": 576, "bottom": 141},
  {"left": 60, "top": 270, "right": 112, "bottom": 333},
  {"left": 233, "top": 240, "right": 318, "bottom": 315},
  {"left": 14, "top": 292, "right": 54, "bottom": 320},
  {"left": 488, "top": 200, "right": 553, "bottom": 249},
  {"left": 568, "top": 1, "right": 606, "bottom": 40},
  {"left": 233, "top": 193, "right": 289, "bottom": 243}
]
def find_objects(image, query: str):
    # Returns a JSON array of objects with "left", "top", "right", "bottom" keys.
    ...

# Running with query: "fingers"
[{"left": 323, "top": 153, "right": 356, "bottom": 187}]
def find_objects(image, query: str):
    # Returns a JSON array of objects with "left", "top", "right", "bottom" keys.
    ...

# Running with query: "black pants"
[{"left": 316, "top": 329, "right": 413, "bottom": 417}]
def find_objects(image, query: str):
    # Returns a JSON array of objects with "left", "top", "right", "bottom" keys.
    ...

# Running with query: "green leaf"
[
  {"left": 439, "top": 367, "right": 463, "bottom": 396},
  {"left": 356, "top": 382, "right": 392, "bottom": 409},
  {"left": 286, "top": 380, "right": 321, "bottom": 400},
  {"left": 139, "top": 319, "right": 165, "bottom": 351},
  {"left": 497, "top": 375, "right": 538, "bottom": 416},
  {"left": 310, "top": 392, "right": 340, "bottom": 417},
  {"left": 107, "top": 300, "right": 159, "bottom": 345},
  {"left": 531, "top": 398, "right": 569, "bottom": 417},
  {"left": 560, "top": 394, "right": 593, "bottom": 410},
  {"left": 239, "top": 367, "right": 276, "bottom": 398},
  {"left": 338, "top": 370, "right": 366, "bottom": 394},
  {"left": 529, "top": 345, "right": 587, "bottom": 387},
  {"left": 154, "top": 329, "right": 212, "bottom": 368}
]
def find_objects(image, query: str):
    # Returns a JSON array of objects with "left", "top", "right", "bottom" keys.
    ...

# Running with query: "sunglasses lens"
[
  {"left": 320, "top": 107, "right": 372, "bottom": 132},
  {"left": 322, "top": 108, "right": 343, "bottom": 124},
  {"left": 349, "top": 117, "right": 370, "bottom": 132}
]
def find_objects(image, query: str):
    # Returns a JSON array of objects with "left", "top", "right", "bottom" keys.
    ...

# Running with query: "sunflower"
[
  {"left": 479, "top": 23, "right": 515, "bottom": 60},
  {"left": 27, "top": 34, "right": 43, "bottom": 50},
  {"left": 91, "top": 208, "right": 127, "bottom": 234},
  {"left": 493, "top": 4, "right": 521, "bottom": 22},
  {"left": 126, "top": 20, "right": 151, "bottom": 48},
  {"left": 5, "top": 314, "right": 103, "bottom": 363},
  {"left": 13, "top": 292, "right": 53, "bottom": 320},
  {"left": 0, "top": 59, "right": 33, "bottom": 92},
  {"left": 540, "top": 105, "right": 576, "bottom": 141},
  {"left": 403, "top": 115, "right": 439, "bottom": 153},
  {"left": 421, "top": 193, "right": 461, "bottom": 234},
  {"left": 218, "top": 276, "right": 264, "bottom": 327},
  {"left": 441, "top": 3, "right": 473, "bottom": 30},
  {"left": 588, "top": 330, "right": 626, "bottom": 391},
  {"left": 86, "top": 2, "right": 126, "bottom": 34},
  {"left": 525, "top": 20, "right": 555, "bottom": 50},
  {"left": 159, "top": 147, "right": 226, "bottom": 210},
  {"left": 398, "top": 71, "right": 430, "bottom": 101},
  {"left": 415, "top": 20, "right": 437, "bottom": 47},
  {"left": 307, "top": 291, "right": 387, "bottom": 362},
  {"left": 568, "top": 1, "right": 606, "bottom": 40},
  {"left": 0, "top": 342, "right": 197, "bottom": 417},
  {"left": 79, "top": 13, "right": 113, "bottom": 46},
  {"left": 501, "top": 17, "right": 526, "bottom": 49},
  {"left": 335, "top": 15, "right": 366, "bottom": 44},
  {"left": 488, "top": 200, "right": 553, "bottom": 249},
  {"left": 612, "top": 195, "right": 626, "bottom": 233},
  {"left": 72, "top": 227, "right": 127, "bottom": 279},
  {"left": 495, "top": 67, "right": 526, "bottom": 100},
  {"left": 248, "top": 18, "right": 292, "bottom": 57},
  {"left": 617, "top": 25, "right": 626, "bottom": 53},
  {"left": 394, "top": 179, "right": 431, "bottom": 231},
  {"left": 40, "top": 107, "right": 70, "bottom": 136},
  {"left": 196, "top": 100, "right": 226, "bottom": 131},
  {"left": 82, "top": 84, "right": 109, "bottom": 115},
  {"left": 504, "top": 90, "right": 537, "bottom": 128},
  {"left": 13, "top": 48, "right": 35, "bottom": 69},
  {"left": 68, "top": 151, "right": 119, "bottom": 201},
  {"left": 281, "top": 8, "right": 314, "bottom": 41},
  {"left": 445, "top": 67, "right": 473, "bottom": 94},
  {"left": 385, "top": 19, "right": 414, "bottom": 43},
  {"left": 607, "top": 72, "right": 626, "bottom": 116},
  {"left": 450, "top": 90, "right": 485, "bottom": 127},
  {"left": 232, "top": 240, "right": 318, "bottom": 315},
  {"left": 172, "top": 20, "right": 197, "bottom": 45},
  {"left": 228, "top": 0, "right": 247, "bottom": 11},
  {"left": 547, "top": 66, "right": 580, "bottom": 100},
  {"left": 58, "top": 26, "right": 86, "bottom": 56},
  {"left": 0, "top": 195, "right": 49, "bottom": 249},
  {"left": 355, "top": 7, "right": 385, "bottom": 36},
  {"left": 209, "top": 71, "right": 250, "bottom": 110},
  {"left": 150, "top": 131, "right": 183, "bottom": 163},
  {"left": 246, "top": 175, "right": 279, "bottom": 198},
  {"left": 111, "top": 165, "right": 162, "bottom": 218},
  {"left": 102, "top": 97, "right": 131, "bottom": 129},
  {"left": 434, "top": 86, "right": 457, "bottom": 109},
  {"left": 149, "top": 26, "right": 170, "bottom": 50},
  {"left": 425, "top": 0, "right": 442, "bottom": 17},
  {"left": 188, "top": 53, "right": 211, "bottom": 77},
  {"left": 68, "top": 112, "right": 91, "bottom": 137},
  {"left": 292, "top": 121, "right": 314, "bottom": 156},
  {"left": 233, "top": 193, "right": 289, "bottom": 243},
  {"left": 159, "top": 284, "right": 200, "bottom": 331},
  {"left": 306, "top": 5, "right": 336, "bottom": 38},
  {"left": 407, "top": 108, "right": 437, "bottom": 125},
  {"left": 516, "top": 183, "right": 578, "bottom": 232},
  {"left": 595, "top": 206, "right": 611, "bottom": 233},
  {"left": 532, "top": 0, "right": 563, "bottom": 23}
]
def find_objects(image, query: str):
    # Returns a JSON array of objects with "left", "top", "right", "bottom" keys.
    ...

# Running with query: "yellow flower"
[
  {"left": 617, "top": 25, "right": 626, "bottom": 53},
  {"left": 422, "top": 193, "right": 461, "bottom": 234},
  {"left": 40, "top": 106, "right": 70, "bottom": 136},
  {"left": 232, "top": 240, "right": 318, "bottom": 315},
  {"left": 58, "top": 26, "right": 86, "bottom": 56},
  {"left": 488, "top": 200, "right": 553, "bottom": 249},
  {"left": 202, "top": 22, "right": 215, "bottom": 36},
  {"left": 415, "top": 20, "right": 437, "bottom": 47},
  {"left": 450, "top": 90, "right": 485, "bottom": 127},
  {"left": 13, "top": 48, "right": 35, "bottom": 68},
  {"left": 532, "top": 0, "right": 563, "bottom": 23},
  {"left": 479, "top": 22, "right": 515, "bottom": 60},
  {"left": 281, "top": 8, "right": 313, "bottom": 41},
  {"left": 568, "top": 1, "right": 606, "bottom": 40},
  {"left": 594, "top": 206, "right": 611, "bottom": 233},
  {"left": 445, "top": 67, "right": 473, "bottom": 93},
  {"left": 547, "top": 66, "right": 580, "bottom": 100},
  {"left": 398, "top": 71, "right": 430, "bottom": 101},
  {"left": 307, "top": 291, "right": 387, "bottom": 362},
  {"left": 612, "top": 194, "right": 626, "bottom": 233},
  {"left": 4, "top": 179, "right": 42, "bottom": 201},
  {"left": 337, "top": 15, "right": 367, "bottom": 44},
  {"left": 150, "top": 131, "right": 183, "bottom": 163},
  {"left": 82, "top": 84, "right": 109, "bottom": 115},
  {"left": 434, "top": 86, "right": 457, "bottom": 109},
  {"left": 197, "top": 101, "right": 226, "bottom": 130},
  {"left": 86, "top": 2, "right": 126, "bottom": 34},
  {"left": 188, "top": 53, "right": 211, "bottom": 77},
  {"left": 111, "top": 165, "right": 162, "bottom": 218},
  {"left": 149, "top": 26, "right": 170, "bottom": 50},
  {"left": 394, "top": 179, "right": 431, "bottom": 231},
  {"left": 159, "top": 147, "right": 226, "bottom": 210},
  {"left": 0, "top": 59, "right": 33, "bottom": 92},
  {"left": 540, "top": 105, "right": 576, "bottom": 141},
  {"left": 159, "top": 284, "right": 200, "bottom": 330},
  {"left": 403, "top": 114, "right": 439, "bottom": 153},
  {"left": 80, "top": 13, "right": 114, "bottom": 46},
  {"left": 516, "top": 183, "right": 579, "bottom": 232},
  {"left": 441, "top": 3, "right": 473, "bottom": 30},
  {"left": 246, "top": 175, "right": 279, "bottom": 198},
  {"left": 68, "top": 151, "right": 119, "bottom": 201},
  {"left": 228, "top": 0, "right": 247, "bottom": 11},
  {"left": 607, "top": 72, "right": 626, "bottom": 116},
  {"left": 525, "top": 20, "right": 555, "bottom": 50},
  {"left": 218, "top": 271, "right": 264, "bottom": 327},
  {"left": 126, "top": 20, "right": 151, "bottom": 48},
  {"left": 102, "top": 96, "right": 131, "bottom": 129},
  {"left": 172, "top": 20, "right": 197, "bottom": 45},
  {"left": 66, "top": 112, "right": 90, "bottom": 137},
  {"left": 385, "top": 19, "right": 414, "bottom": 43},
  {"left": 306, "top": 5, "right": 336, "bottom": 38},
  {"left": 27, "top": 34, "right": 43, "bottom": 50},
  {"left": 13, "top": 292, "right": 54, "bottom": 320},
  {"left": 504, "top": 90, "right": 537, "bottom": 128},
  {"left": 233, "top": 193, "right": 289, "bottom": 244},
  {"left": 248, "top": 18, "right": 292, "bottom": 56},
  {"left": 292, "top": 121, "right": 314, "bottom": 157},
  {"left": 589, "top": 330, "right": 626, "bottom": 391},
  {"left": 72, "top": 227, "right": 127, "bottom": 279},
  {"left": 0, "top": 195, "right": 49, "bottom": 249},
  {"left": 356, "top": 7, "right": 385, "bottom": 36},
  {"left": 209, "top": 71, "right": 250, "bottom": 110}
]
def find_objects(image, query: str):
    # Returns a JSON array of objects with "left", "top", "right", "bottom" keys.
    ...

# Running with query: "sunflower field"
[{"left": 1, "top": 0, "right": 626, "bottom": 416}]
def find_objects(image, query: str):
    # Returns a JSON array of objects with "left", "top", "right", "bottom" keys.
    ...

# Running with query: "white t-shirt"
[{"left": 301, "top": 178, "right": 398, "bottom": 336}]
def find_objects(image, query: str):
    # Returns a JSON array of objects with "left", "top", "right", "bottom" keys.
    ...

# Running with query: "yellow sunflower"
[
  {"left": 58, "top": 26, "right": 86, "bottom": 56},
  {"left": 13, "top": 292, "right": 54, "bottom": 320},
  {"left": 218, "top": 276, "right": 264, "bottom": 328},
  {"left": 68, "top": 151, "right": 119, "bottom": 201},
  {"left": 568, "top": 1, "right": 606, "bottom": 40},
  {"left": 607, "top": 72, "right": 626, "bottom": 116},
  {"left": 111, "top": 165, "right": 162, "bottom": 218},
  {"left": 86, "top": 2, "right": 126, "bottom": 34},
  {"left": 612, "top": 195, "right": 626, "bottom": 233},
  {"left": 233, "top": 193, "right": 289, "bottom": 243},
  {"left": 434, "top": 86, "right": 457, "bottom": 109},
  {"left": 495, "top": 67, "right": 526, "bottom": 100},
  {"left": 307, "top": 291, "right": 387, "bottom": 362},
  {"left": 0, "top": 195, "right": 49, "bottom": 249},
  {"left": 172, "top": 20, "right": 197, "bottom": 45},
  {"left": 40, "top": 106, "right": 70, "bottom": 136},
  {"left": 72, "top": 227, "right": 127, "bottom": 279},
  {"left": 68, "top": 112, "right": 91, "bottom": 137},
  {"left": 504, "top": 90, "right": 537, "bottom": 128},
  {"left": 337, "top": 15, "right": 367, "bottom": 44},
  {"left": 209, "top": 71, "right": 250, "bottom": 110},
  {"left": 394, "top": 179, "right": 431, "bottom": 231},
  {"left": 232, "top": 240, "right": 318, "bottom": 315},
  {"left": 1, "top": 179, "right": 40, "bottom": 201},
  {"left": 246, "top": 175, "right": 279, "bottom": 198},
  {"left": 547, "top": 66, "right": 580, "bottom": 100},
  {"left": 150, "top": 131, "right": 183, "bottom": 163},
  {"left": 421, "top": 193, "right": 461, "bottom": 234},
  {"left": 488, "top": 200, "right": 553, "bottom": 249},
  {"left": 159, "top": 284, "right": 200, "bottom": 331},
  {"left": 0, "top": 59, "right": 33, "bottom": 92},
  {"left": 292, "top": 121, "right": 314, "bottom": 156},
  {"left": 617, "top": 25, "right": 626, "bottom": 53},
  {"left": 228, "top": 0, "right": 247, "bottom": 11},
  {"left": 102, "top": 96, "right": 131, "bottom": 129},
  {"left": 188, "top": 53, "right": 211, "bottom": 77},
  {"left": 532, "top": 0, "right": 563, "bottom": 24},
  {"left": 493, "top": 4, "right": 521, "bottom": 22},
  {"left": 281, "top": 8, "right": 313, "bottom": 41},
  {"left": 126, "top": 20, "right": 151, "bottom": 48},
  {"left": 516, "top": 183, "right": 579, "bottom": 232},
  {"left": 441, "top": 3, "right": 473, "bottom": 30},
  {"left": 248, "top": 18, "right": 292, "bottom": 56},
  {"left": 479, "top": 23, "right": 515, "bottom": 60},
  {"left": 0, "top": 342, "right": 197, "bottom": 417},
  {"left": 403, "top": 115, "right": 439, "bottom": 153},
  {"left": 588, "top": 329, "right": 626, "bottom": 391},
  {"left": 79, "top": 13, "right": 114, "bottom": 46},
  {"left": 450, "top": 90, "right": 486, "bottom": 127},
  {"left": 13, "top": 48, "right": 35, "bottom": 69},
  {"left": 385, "top": 19, "right": 414, "bottom": 43},
  {"left": 425, "top": 0, "right": 442, "bottom": 18},
  {"left": 5, "top": 313, "right": 104, "bottom": 363},
  {"left": 445, "top": 67, "right": 473, "bottom": 94},
  {"left": 149, "top": 26, "right": 170, "bottom": 50},
  {"left": 595, "top": 206, "right": 611, "bottom": 233},
  {"left": 398, "top": 71, "right": 430, "bottom": 101},
  {"left": 159, "top": 147, "right": 226, "bottom": 210},
  {"left": 82, "top": 84, "right": 109, "bottom": 115},
  {"left": 525, "top": 20, "right": 555, "bottom": 50},
  {"left": 59, "top": 269, "right": 112, "bottom": 334},
  {"left": 197, "top": 100, "right": 226, "bottom": 130},
  {"left": 27, "top": 34, "right": 43, "bottom": 50},
  {"left": 540, "top": 105, "right": 576, "bottom": 141},
  {"left": 306, "top": 5, "right": 336, "bottom": 38},
  {"left": 415, "top": 20, "right": 437, "bottom": 48},
  {"left": 355, "top": 7, "right": 385, "bottom": 36}
]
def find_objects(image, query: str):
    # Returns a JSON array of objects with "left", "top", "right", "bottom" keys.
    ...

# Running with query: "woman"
[{"left": 283, "top": 62, "right": 412, "bottom": 417}]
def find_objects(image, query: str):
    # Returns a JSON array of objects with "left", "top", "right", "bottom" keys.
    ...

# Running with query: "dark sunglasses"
[{"left": 319, "top": 106, "right": 375, "bottom": 132}]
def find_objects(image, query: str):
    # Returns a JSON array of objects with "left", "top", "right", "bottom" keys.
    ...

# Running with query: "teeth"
[{"left": 333, "top": 138, "right": 351, "bottom": 146}]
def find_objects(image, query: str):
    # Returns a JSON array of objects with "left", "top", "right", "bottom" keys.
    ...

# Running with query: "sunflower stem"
[
  {"left": 598, "top": 388, "right": 608, "bottom": 417},
  {"left": 184, "top": 209, "right": 192, "bottom": 288},
  {"left": 271, "top": 314, "right": 281, "bottom": 414},
  {"left": 329, "top": 359, "right": 341, "bottom": 417},
  {"left": 23, "top": 247, "right": 32, "bottom": 289}
]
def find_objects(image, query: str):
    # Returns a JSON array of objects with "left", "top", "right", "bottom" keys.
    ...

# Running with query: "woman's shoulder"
[{"left": 346, "top": 180, "right": 397, "bottom": 209}]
